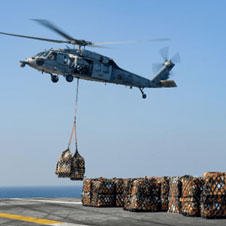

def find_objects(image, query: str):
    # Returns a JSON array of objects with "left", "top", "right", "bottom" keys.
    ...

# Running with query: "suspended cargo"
[
  {"left": 55, "top": 79, "right": 85, "bottom": 181},
  {"left": 55, "top": 148, "right": 85, "bottom": 180},
  {"left": 70, "top": 149, "right": 85, "bottom": 181},
  {"left": 55, "top": 149, "right": 73, "bottom": 177}
]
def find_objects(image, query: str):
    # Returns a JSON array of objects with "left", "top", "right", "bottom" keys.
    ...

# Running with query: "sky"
[{"left": 0, "top": 0, "right": 225, "bottom": 186}]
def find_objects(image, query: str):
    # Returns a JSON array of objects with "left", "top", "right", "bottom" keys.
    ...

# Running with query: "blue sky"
[{"left": 0, "top": 0, "right": 225, "bottom": 186}]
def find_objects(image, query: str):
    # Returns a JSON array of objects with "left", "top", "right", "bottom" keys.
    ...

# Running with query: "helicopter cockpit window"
[
  {"left": 48, "top": 52, "right": 57, "bottom": 60},
  {"left": 36, "top": 51, "right": 49, "bottom": 57},
  {"left": 35, "top": 52, "right": 45, "bottom": 57}
]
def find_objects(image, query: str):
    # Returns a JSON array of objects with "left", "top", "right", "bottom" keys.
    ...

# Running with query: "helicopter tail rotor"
[
  {"left": 171, "top": 52, "right": 181, "bottom": 64},
  {"left": 151, "top": 47, "right": 180, "bottom": 86},
  {"left": 152, "top": 47, "right": 180, "bottom": 73},
  {"left": 159, "top": 46, "right": 169, "bottom": 61}
]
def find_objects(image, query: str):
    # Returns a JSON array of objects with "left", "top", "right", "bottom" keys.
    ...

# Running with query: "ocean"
[{"left": 0, "top": 186, "right": 82, "bottom": 198}]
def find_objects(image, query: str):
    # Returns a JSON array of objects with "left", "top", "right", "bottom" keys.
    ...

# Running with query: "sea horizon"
[{"left": 0, "top": 185, "right": 82, "bottom": 198}]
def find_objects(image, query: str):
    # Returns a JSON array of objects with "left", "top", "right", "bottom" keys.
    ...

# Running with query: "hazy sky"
[{"left": 0, "top": 0, "right": 225, "bottom": 186}]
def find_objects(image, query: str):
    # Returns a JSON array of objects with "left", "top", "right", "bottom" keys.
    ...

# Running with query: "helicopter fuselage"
[
  {"left": 22, "top": 48, "right": 151, "bottom": 87},
  {"left": 21, "top": 48, "right": 176, "bottom": 98}
]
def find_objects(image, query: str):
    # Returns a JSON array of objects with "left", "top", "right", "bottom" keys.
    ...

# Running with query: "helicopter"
[{"left": 0, "top": 19, "right": 180, "bottom": 99}]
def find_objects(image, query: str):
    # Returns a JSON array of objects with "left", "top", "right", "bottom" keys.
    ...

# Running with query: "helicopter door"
[
  {"left": 56, "top": 53, "right": 71, "bottom": 73},
  {"left": 92, "top": 63, "right": 112, "bottom": 81},
  {"left": 57, "top": 53, "right": 70, "bottom": 65}
]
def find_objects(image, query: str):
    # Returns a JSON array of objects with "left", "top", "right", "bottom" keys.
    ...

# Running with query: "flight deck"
[{"left": 0, "top": 198, "right": 226, "bottom": 226}]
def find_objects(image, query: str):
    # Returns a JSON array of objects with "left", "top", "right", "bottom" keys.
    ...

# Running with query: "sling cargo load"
[
  {"left": 55, "top": 79, "right": 85, "bottom": 180},
  {"left": 70, "top": 150, "right": 85, "bottom": 180},
  {"left": 55, "top": 147, "right": 85, "bottom": 180},
  {"left": 55, "top": 149, "right": 73, "bottom": 177}
]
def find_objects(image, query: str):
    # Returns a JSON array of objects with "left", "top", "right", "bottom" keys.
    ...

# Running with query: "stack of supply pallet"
[
  {"left": 168, "top": 177, "right": 182, "bottom": 213},
  {"left": 124, "top": 177, "right": 161, "bottom": 212},
  {"left": 92, "top": 178, "right": 116, "bottom": 207},
  {"left": 82, "top": 178, "right": 116, "bottom": 207},
  {"left": 82, "top": 178, "right": 93, "bottom": 206},
  {"left": 201, "top": 172, "right": 226, "bottom": 218},
  {"left": 157, "top": 177, "right": 170, "bottom": 211},
  {"left": 180, "top": 175, "right": 203, "bottom": 217},
  {"left": 123, "top": 178, "right": 136, "bottom": 209},
  {"left": 82, "top": 173, "right": 226, "bottom": 219},
  {"left": 113, "top": 178, "right": 130, "bottom": 207}
]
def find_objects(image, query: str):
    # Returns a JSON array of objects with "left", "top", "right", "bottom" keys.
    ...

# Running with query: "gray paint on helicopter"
[{"left": 0, "top": 19, "right": 179, "bottom": 98}]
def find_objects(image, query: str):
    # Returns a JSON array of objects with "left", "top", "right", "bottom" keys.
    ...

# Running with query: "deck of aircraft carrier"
[{"left": 0, "top": 198, "right": 225, "bottom": 226}]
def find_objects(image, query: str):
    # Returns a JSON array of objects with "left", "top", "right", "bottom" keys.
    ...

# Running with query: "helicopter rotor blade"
[
  {"left": 32, "top": 19, "right": 94, "bottom": 47},
  {"left": 32, "top": 19, "right": 75, "bottom": 41},
  {"left": 159, "top": 46, "right": 169, "bottom": 61},
  {"left": 0, "top": 31, "right": 70, "bottom": 44},
  {"left": 152, "top": 63, "right": 163, "bottom": 74},
  {"left": 94, "top": 38, "right": 170, "bottom": 46},
  {"left": 171, "top": 52, "right": 181, "bottom": 64},
  {"left": 0, "top": 19, "right": 172, "bottom": 49},
  {"left": 89, "top": 44, "right": 110, "bottom": 49}
]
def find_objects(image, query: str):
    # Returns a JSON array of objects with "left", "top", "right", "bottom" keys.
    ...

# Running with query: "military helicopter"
[{"left": 0, "top": 19, "right": 180, "bottom": 98}]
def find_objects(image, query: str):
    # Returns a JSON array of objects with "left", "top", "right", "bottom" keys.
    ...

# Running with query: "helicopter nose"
[
  {"left": 27, "top": 57, "right": 36, "bottom": 66},
  {"left": 20, "top": 57, "right": 34, "bottom": 66}
]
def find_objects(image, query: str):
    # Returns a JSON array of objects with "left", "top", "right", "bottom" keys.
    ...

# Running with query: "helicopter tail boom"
[{"left": 158, "top": 80, "right": 177, "bottom": 87}]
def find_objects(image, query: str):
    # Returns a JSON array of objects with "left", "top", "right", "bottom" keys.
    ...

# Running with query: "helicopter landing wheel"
[
  {"left": 51, "top": 75, "right": 59, "bottom": 83},
  {"left": 66, "top": 75, "right": 74, "bottom": 82},
  {"left": 142, "top": 94, "right": 147, "bottom": 99},
  {"left": 139, "top": 88, "right": 147, "bottom": 99}
]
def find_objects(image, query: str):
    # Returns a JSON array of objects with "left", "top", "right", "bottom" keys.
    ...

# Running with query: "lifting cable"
[{"left": 68, "top": 78, "right": 79, "bottom": 153}]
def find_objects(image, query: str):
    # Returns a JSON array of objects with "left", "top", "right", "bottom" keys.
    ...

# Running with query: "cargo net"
[
  {"left": 168, "top": 177, "right": 182, "bottom": 214},
  {"left": 180, "top": 175, "right": 204, "bottom": 217},
  {"left": 55, "top": 148, "right": 85, "bottom": 180},
  {"left": 155, "top": 177, "right": 170, "bottom": 211},
  {"left": 201, "top": 172, "right": 226, "bottom": 218},
  {"left": 113, "top": 178, "right": 132, "bottom": 207},
  {"left": 123, "top": 177, "right": 161, "bottom": 212},
  {"left": 82, "top": 178, "right": 116, "bottom": 207},
  {"left": 55, "top": 149, "right": 72, "bottom": 177}
]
